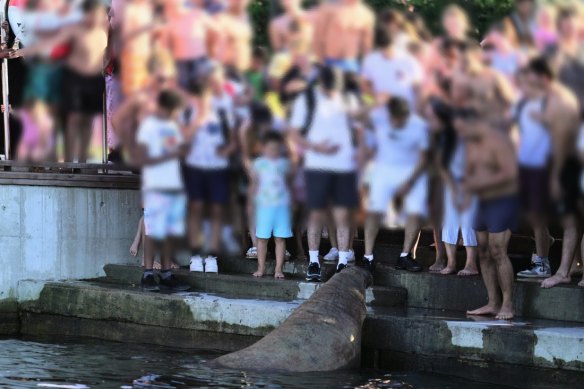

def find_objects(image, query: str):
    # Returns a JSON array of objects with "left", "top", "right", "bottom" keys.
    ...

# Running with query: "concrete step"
[
  {"left": 16, "top": 280, "right": 583, "bottom": 389},
  {"left": 373, "top": 263, "right": 584, "bottom": 323},
  {"left": 102, "top": 264, "right": 407, "bottom": 308},
  {"left": 362, "top": 307, "right": 584, "bottom": 389}
]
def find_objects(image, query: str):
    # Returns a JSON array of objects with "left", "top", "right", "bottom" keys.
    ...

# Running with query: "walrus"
[{"left": 209, "top": 266, "right": 372, "bottom": 372}]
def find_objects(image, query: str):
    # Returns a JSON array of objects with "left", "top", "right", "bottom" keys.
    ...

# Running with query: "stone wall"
[{"left": 0, "top": 184, "right": 141, "bottom": 300}]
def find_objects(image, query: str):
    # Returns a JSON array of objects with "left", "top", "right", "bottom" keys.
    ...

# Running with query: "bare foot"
[
  {"left": 429, "top": 260, "right": 446, "bottom": 273},
  {"left": 253, "top": 270, "right": 264, "bottom": 278},
  {"left": 467, "top": 304, "right": 500, "bottom": 316},
  {"left": 578, "top": 279, "right": 584, "bottom": 287},
  {"left": 439, "top": 266, "right": 457, "bottom": 275},
  {"left": 569, "top": 260, "right": 583, "bottom": 277},
  {"left": 274, "top": 272, "right": 285, "bottom": 280},
  {"left": 495, "top": 306, "right": 515, "bottom": 320},
  {"left": 541, "top": 273, "right": 571, "bottom": 289},
  {"left": 130, "top": 240, "right": 140, "bottom": 257},
  {"left": 457, "top": 267, "right": 479, "bottom": 277},
  {"left": 142, "top": 259, "right": 162, "bottom": 270}
]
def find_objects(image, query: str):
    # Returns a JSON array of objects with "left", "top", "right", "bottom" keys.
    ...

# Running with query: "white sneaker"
[
  {"left": 323, "top": 247, "right": 339, "bottom": 262},
  {"left": 246, "top": 247, "right": 257, "bottom": 259},
  {"left": 205, "top": 256, "right": 219, "bottom": 273},
  {"left": 347, "top": 249, "right": 355, "bottom": 263},
  {"left": 190, "top": 255, "right": 204, "bottom": 272}
]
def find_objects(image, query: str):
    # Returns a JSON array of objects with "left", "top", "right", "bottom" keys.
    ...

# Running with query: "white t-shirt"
[
  {"left": 369, "top": 108, "right": 429, "bottom": 168},
  {"left": 515, "top": 98, "right": 551, "bottom": 168},
  {"left": 361, "top": 50, "right": 423, "bottom": 111},
  {"left": 289, "top": 90, "right": 358, "bottom": 173},
  {"left": 253, "top": 157, "right": 291, "bottom": 206},
  {"left": 137, "top": 116, "right": 184, "bottom": 191},
  {"left": 184, "top": 95, "right": 235, "bottom": 169}
]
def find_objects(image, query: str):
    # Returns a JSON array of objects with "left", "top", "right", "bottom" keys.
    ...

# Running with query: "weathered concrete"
[
  {"left": 0, "top": 184, "right": 141, "bottom": 301},
  {"left": 373, "top": 263, "right": 584, "bottom": 323},
  {"left": 210, "top": 266, "right": 372, "bottom": 372},
  {"left": 0, "top": 299, "right": 19, "bottom": 335},
  {"left": 103, "top": 264, "right": 408, "bottom": 307}
]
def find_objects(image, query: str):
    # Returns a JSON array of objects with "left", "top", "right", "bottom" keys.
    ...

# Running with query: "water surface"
[{"left": 0, "top": 337, "right": 509, "bottom": 388}]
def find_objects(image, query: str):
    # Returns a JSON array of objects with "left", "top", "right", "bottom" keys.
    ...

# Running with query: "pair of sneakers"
[
  {"left": 323, "top": 247, "right": 355, "bottom": 262},
  {"left": 190, "top": 255, "right": 219, "bottom": 273}
]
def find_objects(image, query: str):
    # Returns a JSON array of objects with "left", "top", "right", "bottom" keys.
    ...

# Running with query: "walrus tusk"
[{"left": 208, "top": 266, "right": 373, "bottom": 372}]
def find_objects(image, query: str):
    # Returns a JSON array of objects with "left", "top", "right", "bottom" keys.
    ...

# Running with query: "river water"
[{"left": 0, "top": 337, "right": 508, "bottom": 388}]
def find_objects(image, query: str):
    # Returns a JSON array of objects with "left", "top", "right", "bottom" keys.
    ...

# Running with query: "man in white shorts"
[{"left": 362, "top": 97, "right": 429, "bottom": 272}]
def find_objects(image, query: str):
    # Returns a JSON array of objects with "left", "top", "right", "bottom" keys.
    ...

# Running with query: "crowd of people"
[{"left": 6, "top": 0, "right": 584, "bottom": 321}]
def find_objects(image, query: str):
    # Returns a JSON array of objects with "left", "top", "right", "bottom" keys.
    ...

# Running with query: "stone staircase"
[{"left": 13, "top": 236, "right": 584, "bottom": 389}]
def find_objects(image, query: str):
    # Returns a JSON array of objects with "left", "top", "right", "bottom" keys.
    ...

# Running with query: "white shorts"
[
  {"left": 442, "top": 185, "right": 478, "bottom": 246},
  {"left": 143, "top": 191, "right": 187, "bottom": 240},
  {"left": 367, "top": 164, "right": 428, "bottom": 217}
]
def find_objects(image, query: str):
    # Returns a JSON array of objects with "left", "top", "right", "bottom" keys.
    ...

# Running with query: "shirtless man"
[
  {"left": 163, "top": 0, "right": 218, "bottom": 89},
  {"left": 211, "top": 0, "right": 253, "bottom": 77},
  {"left": 525, "top": 57, "right": 582, "bottom": 289},
  {"left": 269, "top": 0, "right": 314, "bottom": 53},
  {"left": 464, "top": 110, "right": 519, "bottom": 321},
  {"left": 18, "top": 0, "right": 108, "bottom": 163},
  {"left": 314, "top": 0, "right": 374, "bottom": 73}
]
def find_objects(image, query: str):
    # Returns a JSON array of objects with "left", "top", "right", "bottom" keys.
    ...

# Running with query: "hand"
[
  {"left": 176, "top": 143, "right": 191, "bottom": 158},
  {"left": 0, "top": 49, "right": 21, "bottom": 59},
  {"left": 312, "top": 141, "right": 340, "bottom": 155},
  {"left": 395, "top": 180, "right": 412, "bottom": 200},
  {"left": 216, "top": 145, "right": 231, "bottom": 158},
  {"left": 0, "top": 104, "right": 11, "bottom": 113},
  {"left": 456, "top": 191, "right": 472, "bottom": 212}
]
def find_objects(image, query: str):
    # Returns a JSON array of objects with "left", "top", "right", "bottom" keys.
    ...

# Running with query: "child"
[
  {"left": 7, "top": 99, "right": 55, "bottom": 162},
  {"left": 134, "top": 89, "right": 190, "bottom": 292},
  {"left": 250, "top": 131, "right": 293, "bottom": 279}
]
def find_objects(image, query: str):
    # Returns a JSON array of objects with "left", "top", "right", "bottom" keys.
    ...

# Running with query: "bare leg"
[
  {"left": 458, "top": 246, "right": 479, "bottom": 276},
  {"left": 143, "top": 236, "right": 158, "bottom": 270},
  {"left": 160, "top": 238, "right": 175, "bottom": 270},
  {"left": 293, "top": 205, "right": 306, "bottom": 260},
  {"left": 364, "top": 213, "right": 382, "bottom": 256},
  {"left": 77, "top": 115, "right": 94, "bottom": 164},
  {"left": 130, "top": 216, "right": 144, "bottom": 257},
  {"left": 467, "top": 231, "right": 501, "bottom": 316},
  {"left": 579, "top": 235, "right": 584, "bottom": 287},
  {"left": 532, "top": 217, "right": 550, "bottom": 259},
  {"left": 65, "top": 113, "right": 82, "bottom": 162},
  {"left": 429, "top": 229, "right": 447, "bottom": 272},
  {"left": 542, "top": 215, "right": 579, "bottom": 288},
  {"left": 210, "top": 204, "right": 224, "bottom": 254},
  {"left": 274, "top": 237, "right": 286, "bottom": 279},
  {"left": 254, "top": 238, "right": 268, "bottom": 277},
  {"left": 333, "top": 207, "right": 351, "bottom": 252},
  {"left": 307, "top": 210, "right": 324, "bottom": 252},
  {"left": 430, "top": 180, "right": 446, "bottom": 270},
  {"left": 402, "top": 215, "right": 422, "bottom": 255},
  {"left": 489, "top": 230, "right": 515, "bottom": 320},
  {"left": 247, "top": 201, "right": 258, "bottom": 248},
  {"left": 328, "top": 210, "right": 339, "bottom": 249},
  {"left": 188, "top": 202, "right": 204, "bottom": 252},
  {"left": 440, "top": 243, "right": 457, "bottom": 275}
]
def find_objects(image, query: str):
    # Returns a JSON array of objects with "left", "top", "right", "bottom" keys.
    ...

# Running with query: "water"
[{"left": 0, "top": 337, "right": 507, "bottom": 389}]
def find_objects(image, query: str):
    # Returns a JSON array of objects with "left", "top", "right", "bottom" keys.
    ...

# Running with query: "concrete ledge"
[
  {"left": 0, "top": 299, "right": 19, "bottom": 336},
  {"left": 374, "top": 264, "right": 584, "bottom": 323}
]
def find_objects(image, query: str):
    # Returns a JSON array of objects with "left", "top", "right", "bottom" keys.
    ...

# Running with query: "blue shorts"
[
  {"left": 143, "top": 191, "right": 186, "bottom": 240},
  {"left": 182, "top": 166, "right": 230, "bottom": 205},
  {"left": 325, "top": 58, "right": 360, "bottom": 74},
  {"left": 474, "top": 195, "right": 519, "bottom": 234},
  {"left": 255, "top": 204, "right": 293, "bottom": 239}
]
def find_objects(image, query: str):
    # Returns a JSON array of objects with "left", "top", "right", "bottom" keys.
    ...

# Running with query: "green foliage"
[{"left": 249, "top": 0, "right": 515, "bottom": 48}]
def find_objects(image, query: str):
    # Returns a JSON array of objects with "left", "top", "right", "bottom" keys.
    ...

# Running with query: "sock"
[
  {"left": 364, "top": 254, "right": 374, "bottom": 262},
  {"left": 160, "top": 269, "right": 172, "bottom": 280},
  {"left": 339, "top": 251, "right": 349, "bottom": 266},
  {"left": 143, "top": 269, "right": 154, "bottom": 277},
  {"left": 309, "top": 250, "right": 320, "bottom": 264},
  {"left": 400, "top": 252, "right": 409, "bottom": 258}
]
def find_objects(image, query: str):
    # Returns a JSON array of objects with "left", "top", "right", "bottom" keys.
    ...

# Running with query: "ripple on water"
[{"left": 0, "top": 338, "right": 509, "bottom": 388}]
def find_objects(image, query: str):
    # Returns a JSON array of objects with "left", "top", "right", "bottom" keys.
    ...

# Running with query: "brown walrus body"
[{"left": 209, "top": 266, "right": 372, "bottom": 372}]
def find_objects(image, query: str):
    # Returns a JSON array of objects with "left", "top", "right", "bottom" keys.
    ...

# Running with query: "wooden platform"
[{"left": 0, "top": 161, "right": 139, "bottom": 190}]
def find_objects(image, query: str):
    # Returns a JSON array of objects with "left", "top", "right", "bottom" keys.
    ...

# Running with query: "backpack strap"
[
  {"left": 217, "top": 108, "right": 231, "bottom": 146},
  {"left": 300, "top": 85, "right": 317, "bottom": 137}
]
